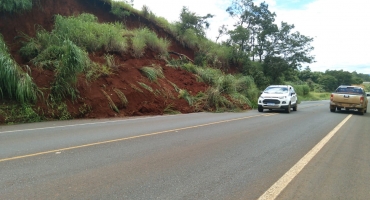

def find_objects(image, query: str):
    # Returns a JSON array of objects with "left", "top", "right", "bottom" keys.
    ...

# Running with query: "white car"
[{"left": 257, "top": 85, "right": 298, "bottom": 113}]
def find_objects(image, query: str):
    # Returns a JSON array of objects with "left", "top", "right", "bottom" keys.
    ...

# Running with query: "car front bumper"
[{"left": 258, "top": 98, "right": 290, "bottom": 109}]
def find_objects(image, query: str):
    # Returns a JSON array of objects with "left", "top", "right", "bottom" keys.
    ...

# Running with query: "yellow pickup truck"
[{"left": 330, "top": 85, "right": 368, "bottom": 115}]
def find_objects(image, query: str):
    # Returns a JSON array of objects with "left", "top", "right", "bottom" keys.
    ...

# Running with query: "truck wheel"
[
  {"left": 330, "top": 106, "right": 336, "bottom": 112},
  {"left": 285, "top": 103, "right": 291, "bottom": 113},
  {"left": 258, "top": 107, "right": 263, "bottom": 112},
  {"left": 359, "top": 108, "right": 364, "bottom": 115}
]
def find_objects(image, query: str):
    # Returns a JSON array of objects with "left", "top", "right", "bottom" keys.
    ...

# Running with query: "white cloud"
[
  {"left": 132, "top": 0, "right": 370, "bottom": 74},
  {"left": 266, "top": 0, "right": 370, "bottom": 74}
]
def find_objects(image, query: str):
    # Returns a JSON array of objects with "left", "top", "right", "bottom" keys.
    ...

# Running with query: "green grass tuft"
[
  {"left": 101, "top": 89, "right": 119, "bottom": 113},
  {"left": 140, "top": 65, "right": 164, "bottom": 82},
  {"left": 0, "top": 35, "right": 40, "bottom": 103},
  {"left": 137, "top": 82, "right": 154, "bottom": 93},
  {"left": 113, "top": 88, "right": 128, "bottom": 107},
  {"left": 178, "top": 89, "right": 193, "bottom": 105}
]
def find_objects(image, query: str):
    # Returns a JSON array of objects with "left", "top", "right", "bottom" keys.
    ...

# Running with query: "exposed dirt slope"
[{"left": 0, "top": 0, "right": 208, "bottom": 122}]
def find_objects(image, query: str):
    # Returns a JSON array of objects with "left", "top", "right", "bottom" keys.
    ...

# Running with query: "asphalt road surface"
[{"left": 0, "top": 100, "right": 369, "bottom": 200}]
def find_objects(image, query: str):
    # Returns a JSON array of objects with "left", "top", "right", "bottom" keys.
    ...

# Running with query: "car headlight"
[
  {"left": 279, "top": 96, "right": 287, "bottom": 99},
  {"left": 259, "top": 96, "right": 264, "bottom": 100}
]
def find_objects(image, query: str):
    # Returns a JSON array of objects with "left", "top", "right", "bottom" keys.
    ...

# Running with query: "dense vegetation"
[
  {"left": 0, "top": 35, "right": 40, "bottom": 103},
  {"left": 0, "top": 0, "right": 33, "bottom": 13},
  {"left": 112, "top": 0, "right": 369, "bottom": 91},
  {"left": 0, "top": 0, "right": 369, "bottom": 124}
]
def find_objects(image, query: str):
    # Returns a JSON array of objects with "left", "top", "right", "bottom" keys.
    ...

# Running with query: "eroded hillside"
[{"left": 0, "top": 0, "right": 211, "bottom": 123}]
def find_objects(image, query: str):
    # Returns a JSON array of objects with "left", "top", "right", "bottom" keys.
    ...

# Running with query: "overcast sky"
[{"left": 131, "top": 0, "right": 370, "bottom": 74}]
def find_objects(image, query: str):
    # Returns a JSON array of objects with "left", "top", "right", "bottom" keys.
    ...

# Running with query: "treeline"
[
  {"left": 297, "top": 67, "right": 370, "bottom": 92},
  {"left": 165, "top": 0, "right": 369, "bottom": 92}
]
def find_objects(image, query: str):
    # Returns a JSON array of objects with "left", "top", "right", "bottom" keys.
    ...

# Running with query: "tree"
[
  {"left": 226, "top": 0, "right": 315, "bottom": 68},
  {"left": 262, "top": 55, "right": 290, "bottom": 84},
  {"left": 324, "top": 70, "right": 352, "bottom": 85},
  {"left": 176, "top": 7, "right": 214, "bottom": 37},
  {"left": 272, "top": 22, "right": 315, "bottom": 69},
  {"left": 216, "top": 25, "right": 228, "bottom": 43},
  {"left": 228, "top": 25, "right": 250, "bottom": 53},
  {"left": 352, "top": 71, "right": 370, "bottom": 82},
  {"left": 298, "top": 66, "right": 322, "bottom": 83},
  {"left": 318, "top": 75, "right": 338, "bottom": 91},
  {"left": 124, "top": 0, "right": 134, "bottom": 6},
  {"left": 226, "top": 0, "right": 277, "bottom": 61}
]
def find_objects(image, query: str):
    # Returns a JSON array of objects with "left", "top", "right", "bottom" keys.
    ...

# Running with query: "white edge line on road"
[
  {"left": 258, "top": 114, "right": 352, "bottom": 200},
  {"left": 0, "top": 113, "right": 203, "bottom": 134}
]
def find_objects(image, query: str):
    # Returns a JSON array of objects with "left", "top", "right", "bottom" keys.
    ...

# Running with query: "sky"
[{"left": 131, "top": 0, "right": 370, "bottom": 74}]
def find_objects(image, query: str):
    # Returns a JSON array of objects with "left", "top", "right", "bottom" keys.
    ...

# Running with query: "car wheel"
[
  {"left": 285, "top": 103, "right": 291, "bottom": 113},
  {"left": 330, "top": 106, "right": 336, "bottom": 112},
  {"left": 258, "top": 107, "right": 263, "bottom": 112},
  {"left": 293, "top": 104, "right": 297, "bottom": 111}
]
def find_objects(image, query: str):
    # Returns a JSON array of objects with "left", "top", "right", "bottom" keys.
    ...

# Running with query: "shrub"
[
  {"left": 0, "top": 103, "right": 42, "bottom": 124},
  {"left": 53, "top": 14, "right": 128, "bottom": 53},
  {"left": 0, "top": 0, "right": 33, "bottom": 13},
  {"left": 110, "top": 1, "right": 133, "bottom": 19},
  {"left": 195, "top": 67, "right": 221, "bottom": 85},
  {"left": 179, "top": 29, "right": 199, "bottom": 49},
  {"left": 302, "top": 85, "right": 310, "bottom": 95},
  {"left": 204, "top": 87, "right": 233, "bottom": 111},
  {"left": 292, "top": 84, "right": 310, "bottom": 96},
  {"left": 131, "top": 33, "right": 146, "bottom": 58},
  {"left": 178, "top": 89, "right": 193, "bottom": 105},
  {"left": 215, "top": 74, "right": 236, "bottom": 94},
  {"left": 230, "top": 93, "right": 253, "bottom": 108},
  {"left": 197, "top": 40, "right": 233, "bottom": 69},
  {"left": 50, "top": 40, "right": 90, "bottom": 101},
  {"left": 131, "top": 28, "right": 170, "bottom": 58},
  {"left": 0, "top": 35, "right": 39, "bottom": 103},
  {"left": 181, "top": 63, "right": 197, "bottom": 73}
]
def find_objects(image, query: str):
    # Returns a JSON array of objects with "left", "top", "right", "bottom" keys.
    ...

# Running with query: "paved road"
[{"left": 0, "top": 100, "right": 369, "bottom": 199}]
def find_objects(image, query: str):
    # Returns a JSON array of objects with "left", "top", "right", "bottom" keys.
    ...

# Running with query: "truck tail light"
[
  {"left": 360, "top": 96, "right": 364, "bottom": 104},
  {"left": 330, "top": 94, "right": 334, "bottom": 101}
]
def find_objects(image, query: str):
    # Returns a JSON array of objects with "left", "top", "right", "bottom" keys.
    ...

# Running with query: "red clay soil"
[{"left": 0, "top": 0, "right": 209, "bottom": 122}]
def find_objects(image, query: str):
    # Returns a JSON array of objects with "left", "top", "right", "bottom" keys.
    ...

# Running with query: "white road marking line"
[
  {"left": 0, "top": 113, "right": 203, "bottom": 134},
  {"left": 258, "top": 114, "right": 352, "bottom": 200}
]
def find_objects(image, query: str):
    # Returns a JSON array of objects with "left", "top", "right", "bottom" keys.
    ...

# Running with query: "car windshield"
[
  {"left": 336, "top": 87, "right": 363, "bottom": 94},
  {"left": 264, "top": 87, "right": 288, "bottom": 94}
]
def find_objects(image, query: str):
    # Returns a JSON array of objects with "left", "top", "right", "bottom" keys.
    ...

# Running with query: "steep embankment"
[{"left": 0, "top": 0, "right": 208, "bottom": 123}]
